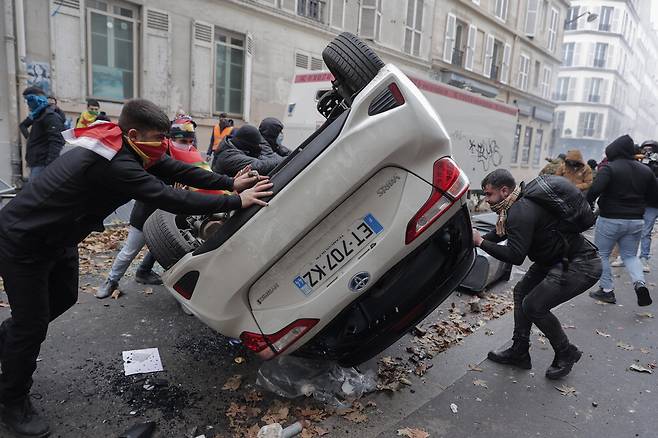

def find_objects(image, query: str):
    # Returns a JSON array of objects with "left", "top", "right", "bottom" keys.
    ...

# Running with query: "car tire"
[
  {"left": 143, "top": 210, "right": 196, "bottom": 270},
  {"left": 322, "top": 32, "right": 385, "bottom": 100}
]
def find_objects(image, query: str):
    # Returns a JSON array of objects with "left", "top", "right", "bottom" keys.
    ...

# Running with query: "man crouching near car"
[
  {"left": 472, "top": 169, "right": 601, "bottom": 380},
  {"left": 0, "top": 99, "right": 272, "bottom": 436}
]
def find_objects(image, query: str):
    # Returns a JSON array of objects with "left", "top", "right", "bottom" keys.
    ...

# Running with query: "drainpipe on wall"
[{"left": 4, "top": 0, "right": 24, "bottom": 186}]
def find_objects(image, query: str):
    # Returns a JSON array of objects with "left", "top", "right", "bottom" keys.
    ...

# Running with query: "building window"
[
  {"left": 215, "top": 29, "right": 245, "bottom": 116},
  {"left": 540, "top": 67, "right": 551, "bottom": 99},
  {"left": 330, "top": 0, "right": 346, "bottom": 29},
  {"left": 585, "top": 78, "right": 603, "bottom": 103},
  {"left": 517, "top": 54, "right": 530, "bottom": 91},
  {"left": 593, "top": 43, "right": 608, "bottom": 68},
  {"left": 87, "top": 0, "right": 138, "bottom": 101},
  {"left": 404, "top": 0, "right": 423, "bottom": 56},
  {"left": 511, "top": 124, "right": 522, "bottom": 164},
  {"left": 532, "top": 129, "right": 544, "bottom": 167},
  {"left": 562, "top": 42, "right": 575, "bottom": 66},
  {"left": 464, "top": 24, "right": 478, "bottom": 71},
  {"left": 578, "top": 112, "right": 603, "bottom": 138},
  {"left": 547, "top": 7, "right": 559, "bottom": 52},
  {"left": 297, "top": 0, "right": 326, "bottom": 22},
  {"left": 524, "top": 0, "right": 539, "bottom": 36},
  {"left": 521, "top": 126, "right": 533, "bottom": 165},
  {"left": 554, "top": 111, "right": 565, "bottom": 137},
  {"left": 599, "top": 6, "right": 613, "bottom": 32},
  {"left": 494, "top": 0, "right": 509, "bottom": 21},
  {"left": 565, "top": 6, "right": 579, "bottom": 30},
  {"left": 359, "top": 0, "right": 382, "bottom": 41}
]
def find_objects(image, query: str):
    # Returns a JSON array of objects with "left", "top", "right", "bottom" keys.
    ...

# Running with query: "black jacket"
[
  {"left": 0, "top": 144, "right": 240, "bottom": 260},
  {"left": 586, "top": 136, "right": 658, "bottom": 219},
  {"left": 259, "top": 117, "right": 291, "bottom": 157},
  {"left": 480, "top": 196, "right": 586, "bottom": 266},
  {"left": 19, "top": 105, "right": 67, "bottom": 140},
  {"left": 23, "top": 107, "right": 65, "bottom": 167},
  {"left": 212, "top": 137, "right": 281, "bottom": 177}
]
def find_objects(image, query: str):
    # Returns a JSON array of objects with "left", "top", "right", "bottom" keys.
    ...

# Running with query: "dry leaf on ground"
[
  {"left": 110, "top": 289, "right": 121, "bottom": 300},
  {"left": 468, "top": 364, "right": 483, "bottom": 372},
  {"left": 636, "top": 312, "right": 654, "bottom": 318},
  {"left": 629, "top": 364, "right": 653, "bottom": 374},
  {"left": 555, "top": 385, "right": 577, "bottom": 396},
  {"left": 222, "top": 374, "right": 242, "bottom": 391},
  {"left": 473, "top": 379, "right": 488, "bottom": 388},
  {"left": 595, "top": 330, "right": 611, "bottom": 338},
  {"left": 397, "top": 427, "right": 430, "bottom": 438},
  {"left": 617, "top": 342, "right": 634, "bottom": 351}
]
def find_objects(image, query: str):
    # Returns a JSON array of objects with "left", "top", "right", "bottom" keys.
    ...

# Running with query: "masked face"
[
  {"left": 25, "top": 94, "right": 48, "bottom": 111},
  {"left": 125, "top": 129, "right": 169, "bottom": 168},
  {"left": 88, "top": 105, "right": 100, "bottom": 116},
  {"left": 276, "top": 132, "right": 284, "bottom": 145},
  {"left": 483, "top": 184, "right": 510, "bottom": 206}
]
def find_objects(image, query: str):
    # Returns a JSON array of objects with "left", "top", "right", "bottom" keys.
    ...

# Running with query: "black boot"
[
  {"left": 487, "top": 341, "right": 532, "bottom": 370},
  {"left": 135, "top": 270, "right": 162, "bottom": 285},
  {"left": 1, "top": 397, "right": 50, "bottom": 437},
  {"left": 545, "top": 343, "right": 582, "bottom": 380}
]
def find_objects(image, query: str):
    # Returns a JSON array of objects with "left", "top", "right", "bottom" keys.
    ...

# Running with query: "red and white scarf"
[{"left": 61, "top": 121, "right": 123, "bottom": 160}]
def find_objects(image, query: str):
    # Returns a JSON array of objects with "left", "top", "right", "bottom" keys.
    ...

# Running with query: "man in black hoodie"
[
  {"left": 587, "top": 135, "right": 658, "bottom": 306},
  {"left": 259, "top": 117, "right": 292, "bottom": 158},
  {"left": 473, "top": 169, "right": 601, "bottom": 380},
  {"left": 212, "top": 124, "right": 282, "bottom": 176},
  {"left": 0, "top": 99, "right": 272, "bottom": 436}
]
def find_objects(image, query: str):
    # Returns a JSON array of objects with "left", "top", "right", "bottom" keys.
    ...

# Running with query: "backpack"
[{"left": 523, "top": 175, "right": 596, "bottom": 233}]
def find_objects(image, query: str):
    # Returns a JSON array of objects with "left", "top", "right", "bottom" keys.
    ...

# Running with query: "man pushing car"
[{"left": 0, "top": 99, "right": 272, "bottom": 436}]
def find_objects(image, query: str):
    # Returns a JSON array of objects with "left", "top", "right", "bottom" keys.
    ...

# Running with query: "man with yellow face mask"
[{"left": 0, "top": 99, "right": 273, "bottom": 436}]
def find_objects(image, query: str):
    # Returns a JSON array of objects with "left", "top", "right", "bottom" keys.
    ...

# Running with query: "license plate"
[{"left": 293, "top": 213, "right": 383, "bottom": 296}]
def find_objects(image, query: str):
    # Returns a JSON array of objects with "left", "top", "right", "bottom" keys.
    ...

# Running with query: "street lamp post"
[{"left": 564, "top": 11, "right": 599, "bottom": 26}]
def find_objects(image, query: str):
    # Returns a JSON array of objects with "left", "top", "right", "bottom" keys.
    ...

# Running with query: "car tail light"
[
  {"left": 173, "top": 271, "right": 199, "bottom": 300},
  {"left": 405, "top": 158, "right": 469, "bottom": 244},
  {"left": 240, "top": 318, "right": 319, "bottom": 359},
  {"left": 368, "top": 83, "right": 405, "bottom": 115}
]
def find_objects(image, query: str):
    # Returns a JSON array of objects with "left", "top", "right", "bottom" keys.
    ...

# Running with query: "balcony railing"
[
  {"left": 451, "top": 49, "right": 464, "bottom": 67},
  {"left": 490, "top": 65, "right": 500, "bottom": 81}
]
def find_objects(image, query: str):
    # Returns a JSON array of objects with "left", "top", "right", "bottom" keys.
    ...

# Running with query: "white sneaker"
[
  {"left": 640, "top": 258, "right": 651, "bottom": 273},
  {"left": 610, "top": 256, "right": 625, "bottom": 267}
]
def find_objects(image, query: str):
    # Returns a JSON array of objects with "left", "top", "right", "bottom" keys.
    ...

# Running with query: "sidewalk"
[{"left": 383, "top": 267, "right": 658, "bottom": 437}]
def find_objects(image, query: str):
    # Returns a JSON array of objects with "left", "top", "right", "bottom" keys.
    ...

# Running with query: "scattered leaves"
[
  {"left": 222, "top": 375, "right": 242, "bottom": 391},
  {"left": 397, "top": 427, "right": 430, "bottom": 438},
  {"left": 468, "top": 364, "right": 483, "bottom": 372},
  {"left": 555, "top": 385, "right": 577, "bottom": 396}
]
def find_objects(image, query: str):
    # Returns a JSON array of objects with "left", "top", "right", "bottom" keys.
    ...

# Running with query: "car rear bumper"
[{"left": 294, "top": 205, "right": 475, "bottom": 366}]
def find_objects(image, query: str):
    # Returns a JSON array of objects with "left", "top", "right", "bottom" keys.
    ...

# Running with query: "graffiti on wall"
[
  {"left": 468, "top": 139, "right": 503, "bottom": 171},
  {"left": 26, "top": 62, "right": 51, "bottom": 95}
]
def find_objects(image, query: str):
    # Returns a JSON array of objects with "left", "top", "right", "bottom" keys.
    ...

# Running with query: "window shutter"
[
  {"left": 464, "top": 24, "right": 477, "bottom": 71},
  {"left": 359, "top": 1, "right": 376, "bottom": 39},
  {"left": 577, "top": 113, "right": 587, "bottom": 136},
  {"left": 607, "top": 45, "right": 615, "bottom": 70},
  {"left": 611, "top": 7, "right": 620, "bottom": 33},
  {"left": 143, "top": 9, "right": 171, "bottom": 108},
  {"left": 443, "top": 14, "right": 456, "bottom": 63},
  {"left": 484, "top": 34, "right": 494, "bottom": 78},
  {"left": 587, "top": 43, "right": 595, "bottom": 67},
  {"left": 50, "top": 0, "right": 84, "bottom": 99},
  {"left": 600, "top": 79, "right": 609, "bottom": 103},
  {"left": 331, "top": 0, "right": 345, "bottom": 29},
  {"left": 595, "top": 113, "right": 604, "bottom": 138},
  {"left": 574, "top": 42, "right": 581, "bottom": 66},
  {"left": 583, "top": 78, "right": 591, "bottom": 101},
  {"left": 310, "top": 56, "right": 324, "bottom": 71},
  {"left": 243, "top": 32, "right": 254, "bottom": 122},
  {"left": 295, "top": 52, "right": 310, "bottom": 69},
  {"left": 190, "top": 21, "right": 214, "bottom": 116},
  {"left": 524, "top": 0, "right": 539, "bottom": 36},
  {"left": 501, "top": 43, "right": 511, "bottom": 83},
  {"left": 568, "top": 77, "right": 577, "bottom": 100},
  {"left": 280, "top": 0, "right": 296, "bottom": 12}
]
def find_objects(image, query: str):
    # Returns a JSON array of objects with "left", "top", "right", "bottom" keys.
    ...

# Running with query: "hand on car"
[
  {"left": 472, "top": 228, "right": 483, "bottom": 247},
  {"left": 239, "top": 180, "right": 274, "bottom": 208},
  {"left": 233, "top": 167, "right": 268, "bottom": 193}
]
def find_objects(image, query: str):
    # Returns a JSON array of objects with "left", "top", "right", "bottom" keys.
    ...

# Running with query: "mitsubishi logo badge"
[{"left": 349, "top": 272, "right": 371, "bottom": 292}]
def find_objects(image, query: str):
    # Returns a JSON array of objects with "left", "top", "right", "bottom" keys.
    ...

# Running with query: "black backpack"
[{"left": 523, "top": 175, "right": 596, "bottom": 233}]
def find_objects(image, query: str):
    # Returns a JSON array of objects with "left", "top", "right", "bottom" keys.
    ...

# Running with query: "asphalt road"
[{"left": 0, "top": 235, "right": 656, "bottom": 437}]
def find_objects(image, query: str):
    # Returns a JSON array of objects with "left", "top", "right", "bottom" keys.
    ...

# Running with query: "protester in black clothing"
[
  {"left": 472, "top": 169, "right": 601, "bottom": 380},
  {"left": 20, "top": 87, "right": 65, "bottom": 180},
  {"left": 259, "top": 117, "right": 292, "bottom": 157},
  {"left": 0, "top": 99, "right": 272, "bottom": 436},
  {"left": 212, "top": 124, "right": 282, "bottom": 176}
]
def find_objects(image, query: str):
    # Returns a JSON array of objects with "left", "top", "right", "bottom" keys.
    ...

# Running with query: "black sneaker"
[
  {"left": 135, "top": 270, "right": 163, "bottom": 285},
  {"left": 487, "top": 342, "right": 532, "bottom": 370},
  {"left": 634, "top": 282, "right": 652, "bottom": 307},
  {"left": 589, "top": 288, "right": 616, "bottom": 304},
  {"left": 546, "top": 344, "right": 582, "bottom": 380},
  {"left": 1, "top": 397, "right": 50, "bottom": 437}
]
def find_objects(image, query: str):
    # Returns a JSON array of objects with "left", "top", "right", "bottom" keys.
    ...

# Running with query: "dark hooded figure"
[
  {"left": 587, "top": 134, "right": 658, "bottom": 306},
  {"left": 259, "top": 117, "right": 291, "bottom": 158},
  {"left": 212, "top": 124, "right": 281, "bottom": 177}
]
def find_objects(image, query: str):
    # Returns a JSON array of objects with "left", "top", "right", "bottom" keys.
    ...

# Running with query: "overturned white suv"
[{"left": 144, "top": 33, "right": 475, "bottom": 366}]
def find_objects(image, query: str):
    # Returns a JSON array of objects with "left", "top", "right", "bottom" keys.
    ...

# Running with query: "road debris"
[
  {"left": 397, "top": 427, "right": 430, "bottom": 438},
  {"left": 554, "top": 385, "right": 577, "bottom": 396},
  {"left": 595, "top": 329, "right": 611, "bottom": 338},
  {"left": 118, "top": 421, "right": 156, "bottom": 438},
  {"left": 616, "top": 342, "right": 634, "bottom": 351},
  {"left": 122, "top": 348, "right": 163, "bottom": 376},
  {"left": 223, "top": 374, "right": 243, "bottom": 391},
  {"left": 629, "top": 363, "right": 653, "bottom": 374},
  {"left": 636, "top": 312, "right": 654, "bottom": 318},
  {"left": 473, "top": 379, "right": 488, "bottom": 388},
  {"left": 450, "top": 403, "right": 458, "bottom": 413}
]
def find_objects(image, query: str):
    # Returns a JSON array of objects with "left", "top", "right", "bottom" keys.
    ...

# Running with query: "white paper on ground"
[{"left": 122, "top": 348, "right": 164, "bottom": 376}]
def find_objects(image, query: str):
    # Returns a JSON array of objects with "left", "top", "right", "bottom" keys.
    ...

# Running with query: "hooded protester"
[
  {"left": 20, "top": 86, "right": 65, "bottom": 179},
  {"left": 539, "top": 153, "right": 566, "bottom": 176},
  {"left": 19, "top": 95, "right": 68, "bottom": 141},
  {"left": 259, "top": 117, "right": 292, "bottom": 158},
  {"left": 212, "top": 124, "right": 282, "bottom": 177},
  {"left": 555, "top": 149, "right": 593, "bottom": 192},
  {"left": 473, "top": 169, "right": 601, "bottom": 380},
  {"left": 76, "top": 98, "right": 101, "bottom": 128},
  {"left": 586, "top": 135, "right": 658, "bottom": 306},
  {"left": 0, "top": 99, "right": 272, "bottom": 436},
  {"left": 587, "top": 159, "right": 598, "bottom": 177}
]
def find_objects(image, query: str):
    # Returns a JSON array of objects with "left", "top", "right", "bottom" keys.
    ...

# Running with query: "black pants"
[
  {"left": 137, "top": 251, "right": 156, "bottom": 273},
  {"left": 513, "top": 250, "right": 602, "bottom": 351},
  {"left": 0, "top": 247, "right": 78, "bottom": 403}
]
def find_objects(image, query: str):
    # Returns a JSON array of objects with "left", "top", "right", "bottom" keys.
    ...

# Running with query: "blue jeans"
[
  {"left": 640, "top": 207, "right": 658, "bottom": 259},
  {"left": 29, "top": 166, "right": 45, "bottom": 180},
  {"left": 108, "top": 226, "right": 155, "bottom": 282},
  {"left": 594, "top": 217, "right": 645, "bottom": 291}
]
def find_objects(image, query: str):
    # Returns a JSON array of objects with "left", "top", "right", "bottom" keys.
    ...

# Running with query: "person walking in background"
[
  {"left": 639, "top": 140, "right": 658, "bottom": 273},
  {"left": 75, "top": 98, "right": 101, "bottom": 128},
  {"left": 586, "top": 135, "right": 658, "bottom": 306},
  {"left": 555, "top": 149, "right": 593, "bottom": 192},
  {"left": 21, "top": 86, "right": 65, "bottom": 180}
]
